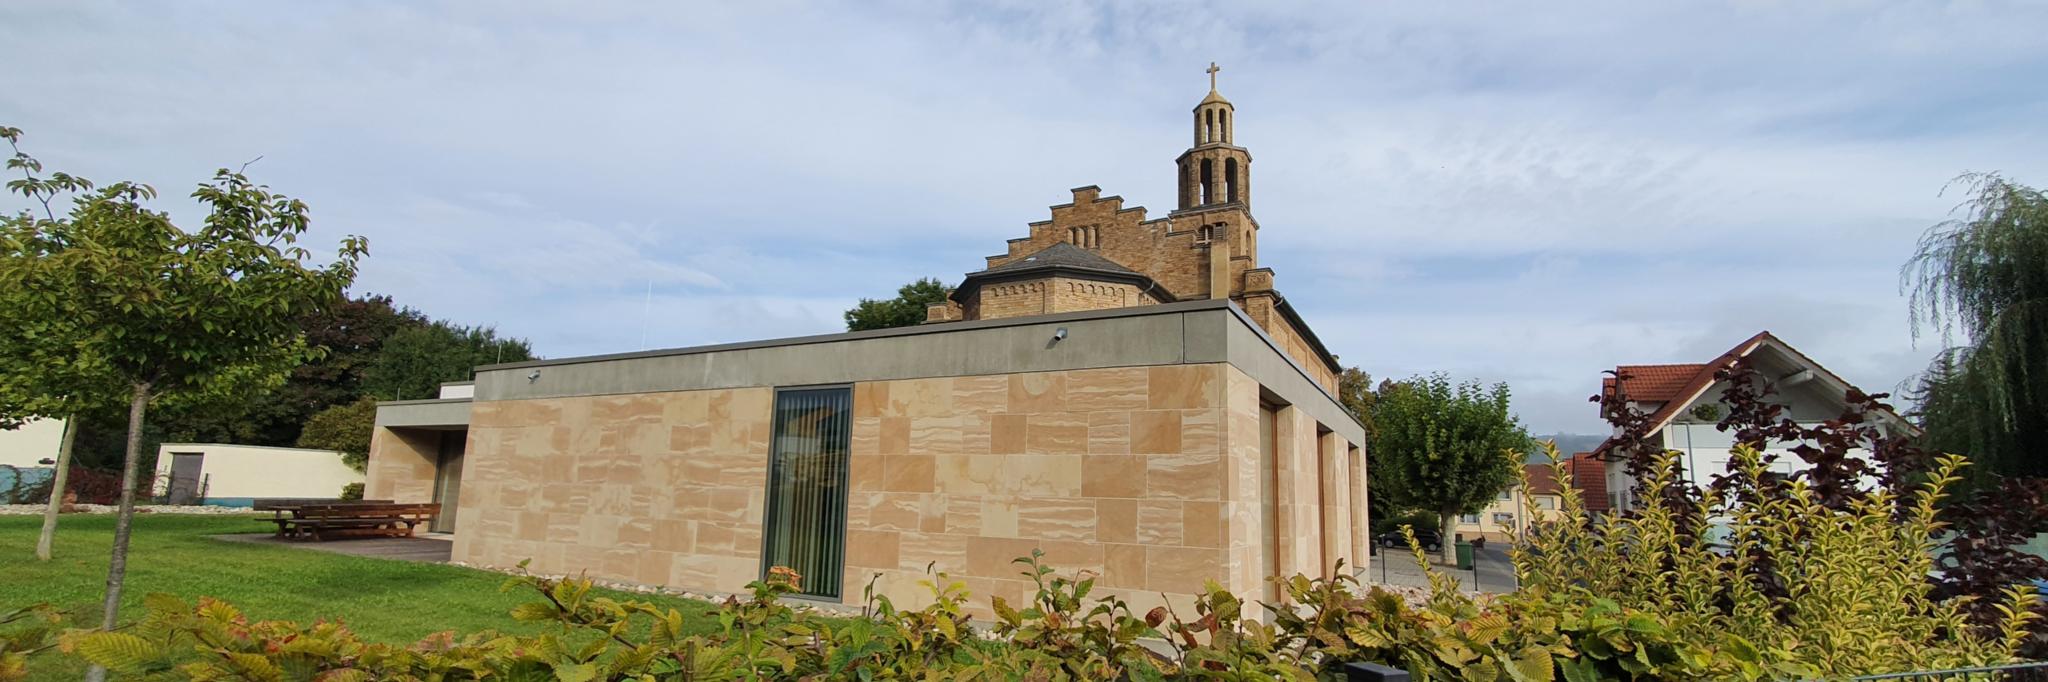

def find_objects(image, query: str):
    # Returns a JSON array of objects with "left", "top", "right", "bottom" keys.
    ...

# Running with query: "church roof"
[
  {"left": 951, "top": 243, "right": 1171, "bottom": 304},
  {"left": 1200, "top": 89, "right": 1231, "bottom": 106},
  {"left": 981, "top": 242, "right": 1138, "bottom": 277}
]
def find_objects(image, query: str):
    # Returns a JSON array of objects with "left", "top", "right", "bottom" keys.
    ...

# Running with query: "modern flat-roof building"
[{"left": 367, "top": 74, "right": 1368, "bottom": 617}]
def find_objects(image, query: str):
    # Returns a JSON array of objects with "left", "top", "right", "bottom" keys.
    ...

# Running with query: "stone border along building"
[{"left": 367, "top": 70, "right": 1369, "bottom": 619}]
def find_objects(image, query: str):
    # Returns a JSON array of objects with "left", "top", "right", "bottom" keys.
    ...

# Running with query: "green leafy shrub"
[
  {"left": 48, "top": 538, "right": 2028, "bottom": 681},
  {"left": 297, "top": 397, "right": 377, "bottom": 472},
  {"left": 1515, "top": 442, "right": 2041, "bottom": 679},
  {"left": 37, "top": 451, "right": 2039, "bottom": 680},
  {"left": 337, "top": 481, "right": 363, "bottom": 501},
  {"left": 0, "top": 604, "right": 60, "bottom": 682}
]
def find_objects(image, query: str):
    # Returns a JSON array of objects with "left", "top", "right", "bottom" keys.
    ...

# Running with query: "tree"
[
  {"left": 1903, "top": 173, "right": 2048, "bottom": 480},
  {"left": 360, "top": 320, "right": 532, "bottom": 401},
  {"left": 1337, "top": 366, "right": 1377, "bottom": 437},
  {"left": 297, "top": 397, "right": 378, "bottom": 472},
  {"left": 0, "top": 127, "right": 363, "bottom": 680},
  {"left": 0, "top": 130, "right": 131, "bottom": 560},
  {"left": 844, "top": 277, "right": 950, "bottom": 331},
  {"left": 170, "top": 293, "right": 422, "bottom": 446},
  {"left": 1337, "top": 366, "right": 1396, "bottom": 526},
  {"left": 1368, "top": 373, "right": 1528, "bottom": 563}
]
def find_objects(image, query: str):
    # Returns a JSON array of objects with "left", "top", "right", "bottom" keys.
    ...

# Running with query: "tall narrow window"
[
  {"left": 1199, "top": 158, "right": 1214, "bottom": 205},
  {"left": 761, "top": 387, "right": 852, "bottom": 599},
  {"left": 1224, "top": 159, "right": 1239, "bottom": 203},
  {"left": 1220, "top": 110, "right": 1230, "bottom": 143}
]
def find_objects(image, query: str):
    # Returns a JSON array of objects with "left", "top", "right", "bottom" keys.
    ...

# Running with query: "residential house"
[
  {"left": 1453, "top": 463, "right": 1567, "bottom": 542},
  {"left": 1589, "top": 331, "right": 1916, "bottom": 512}
]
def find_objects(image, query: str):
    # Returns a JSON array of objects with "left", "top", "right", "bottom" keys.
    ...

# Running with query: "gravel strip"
[{"left": 0, "top": 504, "right": 257, "bottom": 515}]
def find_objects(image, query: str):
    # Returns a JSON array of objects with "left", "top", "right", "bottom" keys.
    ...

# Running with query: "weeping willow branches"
[{"left": 1902, "top": 172, "right": 2048, "bottom": 478}]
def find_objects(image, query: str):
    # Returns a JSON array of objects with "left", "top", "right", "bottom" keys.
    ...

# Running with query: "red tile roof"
[
  {"left": 1590, "top": 330, "right": 1920, "bottom": 461},
  {"left": 1606, "top": 364, "right": 1712, "bottom": 403},
  {"left": 1570, "top": 452, "right": 1610, "bottom": 512},
  {"left": 1524, "top": 462, "right": 1560, "bottom": 495}
]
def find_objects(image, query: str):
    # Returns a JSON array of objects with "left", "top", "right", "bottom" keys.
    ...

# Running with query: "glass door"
[{"left": 760, "top": 387, "right": 852, "bottom": 599}]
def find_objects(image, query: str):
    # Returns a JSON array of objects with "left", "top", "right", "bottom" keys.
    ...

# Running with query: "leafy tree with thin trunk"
[
  {"left": 0, "top": 127, "right": 363, "bottom": 681},
  {"left": 0, "top": 128, "right": 125, "bottom": 561},
  {"left": 1903, "top": 173, "right": 2048, "bottom": 481},
  {"left": 844, "top": 277, "right": 950, "bottom": 331},
  {"left": 1368, "top": 373, "right": 1528, "bottom": 564}
]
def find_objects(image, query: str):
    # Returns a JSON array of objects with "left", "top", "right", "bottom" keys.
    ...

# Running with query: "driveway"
[{"left": 1361, "top": 545, "right": 1517, "bottom": 594}]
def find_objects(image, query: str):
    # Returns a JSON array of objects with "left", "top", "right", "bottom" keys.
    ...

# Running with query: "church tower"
[
  {"left": 930, "top": 63, "right": 1339, "bottom": 391},
  {"left": 1177, "top": 62, "right": 1251, "bottom": 211}
]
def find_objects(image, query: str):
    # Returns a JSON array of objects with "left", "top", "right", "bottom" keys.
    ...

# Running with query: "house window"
[
  {"left": 1534, "top": 497, "right": 1557, "bottom": 511},
  {"left": 761, "top": 387, "right": 853, "bottom": 599},
  {"left": 1493, "top": 512, "right": 1515, "bottom": 526},
  {"left": 1498, "top": 489, "right": 1513, "bottom": 501},
  {"left": 1459, "top": 513, "right": 1480, "bottom": 525}
]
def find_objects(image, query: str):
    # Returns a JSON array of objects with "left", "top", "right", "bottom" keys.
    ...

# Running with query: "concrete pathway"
[
  {"left": 1363, "top": 546, "right": 1517, "bottom": 594},
  {"left": 212, "top": 532, "right": 454, "bottom": 563}
]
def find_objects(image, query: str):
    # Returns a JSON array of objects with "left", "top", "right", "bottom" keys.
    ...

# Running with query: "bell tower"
[{"left": 1177, "top": 62, "right": 1251, "bottom": 211}]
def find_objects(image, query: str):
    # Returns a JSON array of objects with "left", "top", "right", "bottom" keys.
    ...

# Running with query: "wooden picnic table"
[{"left": 263, "top": 500, "right": 439, "bottom": 541}]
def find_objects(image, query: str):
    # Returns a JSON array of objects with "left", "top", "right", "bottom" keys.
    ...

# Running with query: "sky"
[{"left": 3, "top": 1, "right": 2044, "bottom": 434}]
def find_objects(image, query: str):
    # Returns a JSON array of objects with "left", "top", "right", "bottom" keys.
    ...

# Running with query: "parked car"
[{"left": 1375, "top": 528, "right": 1442, "bottom": 552}]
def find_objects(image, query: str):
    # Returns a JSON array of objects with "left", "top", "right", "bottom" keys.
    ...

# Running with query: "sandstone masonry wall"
[
  {"left": 441, "top": 362, "right": 1361, "bottom": 619},
  {"left": 365, "top": 427, "right": 439, "bottom": 503}
]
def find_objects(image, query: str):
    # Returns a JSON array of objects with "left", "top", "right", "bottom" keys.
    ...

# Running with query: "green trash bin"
[{"left": 1455, "top": 541, "right": 1474, "bottom": 570}]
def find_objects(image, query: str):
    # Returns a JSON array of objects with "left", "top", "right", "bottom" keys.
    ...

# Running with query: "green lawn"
[{"left": 0, "top": 513, "right": 726, "bottom": 678}]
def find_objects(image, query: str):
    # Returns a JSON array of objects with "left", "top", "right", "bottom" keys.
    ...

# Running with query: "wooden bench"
[
  {"left": 253, "top": 498, "right": 391, "bottom": 512},
  {"left": 268, "top": 502, "right": 439, "bottom": 541}
]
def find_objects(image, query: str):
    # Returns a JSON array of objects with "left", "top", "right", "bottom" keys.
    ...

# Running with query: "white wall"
[
  {"left": 0, "top": 417, "right": 66, "bottom": 468},
  {"left": 1611, "top": 418, "right": 1875, "bottom": 512},
  {"left": 152, "top": 443, "right": 364, "bottom": 502}
]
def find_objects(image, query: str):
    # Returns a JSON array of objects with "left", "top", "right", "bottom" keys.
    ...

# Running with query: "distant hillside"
[{"left": 1529, "top": 433, "right": 1607, "bottom": 461}]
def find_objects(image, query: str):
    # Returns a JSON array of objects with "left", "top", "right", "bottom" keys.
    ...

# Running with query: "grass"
[{"left": 0, "top": 513, "right": 727, "bottom": 678}]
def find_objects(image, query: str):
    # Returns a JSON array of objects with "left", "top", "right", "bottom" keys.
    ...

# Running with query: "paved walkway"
[
  {"left": 212, "top": 532, "right": 454, "bottom": 563},
  {"left": 1363, "top": 546, "right": 1518, "bottom": 594}
]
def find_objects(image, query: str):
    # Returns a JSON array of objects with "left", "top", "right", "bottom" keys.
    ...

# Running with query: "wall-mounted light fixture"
[
  {"left": 527, "top": 369, "right": 542, "bottom": 383},
  {"left": 1052, "top": 327, "right": 1068, "bottom": 342}
]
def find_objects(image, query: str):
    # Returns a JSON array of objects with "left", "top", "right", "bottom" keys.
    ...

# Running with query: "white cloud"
[{"left": 4, "top": 0, "right": 2044, "bottom": 433}]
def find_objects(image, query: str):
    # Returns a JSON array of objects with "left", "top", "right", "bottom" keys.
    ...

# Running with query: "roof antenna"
[{"left": 639, "top": 279, "right": 653, "bottom": 350}]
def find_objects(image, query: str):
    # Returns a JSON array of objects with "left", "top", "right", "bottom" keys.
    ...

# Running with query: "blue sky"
[{"left": 4, "top": 1, "right": 2045, "bottom": 433}]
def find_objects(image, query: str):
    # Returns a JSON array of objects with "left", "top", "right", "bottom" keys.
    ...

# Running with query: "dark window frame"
[{"left": 757, "top": 383, "right": 855, "bottom": 601}]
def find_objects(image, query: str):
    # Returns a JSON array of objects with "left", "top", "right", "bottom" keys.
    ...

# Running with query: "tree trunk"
[
  {"left": 85, "top": 383, "right": 149, "bottom": 682},
  {"left": 1439, "top": 509, "right": 1458, "bottom": 565},
  {"left": 32, "top": 416, "right": 79, "bottom": 560}
]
